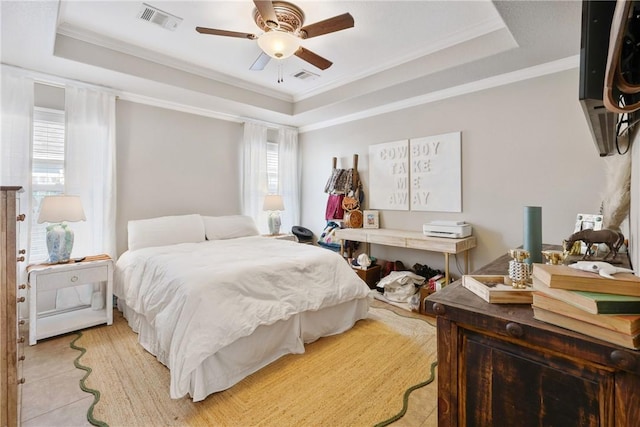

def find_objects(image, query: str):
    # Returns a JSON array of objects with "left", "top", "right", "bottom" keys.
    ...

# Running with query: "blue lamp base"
[
  {"left": 267, "top": 212, "right": 281, "bottom": 235},
  {"left": 46, "top": 223, "right": 74, "bottom": 263}
]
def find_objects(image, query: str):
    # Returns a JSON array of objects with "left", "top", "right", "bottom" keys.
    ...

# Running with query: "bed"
[{"left": 114, "top": 214, "right": 371, "bottom": 402}]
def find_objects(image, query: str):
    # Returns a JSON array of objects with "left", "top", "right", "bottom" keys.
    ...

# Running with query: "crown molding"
[
  {"left": 298, "top": 55, "right": 580, "bottom": 133},
  {"left": 4, "top": 55, "right": 579, "bottom": 133}
]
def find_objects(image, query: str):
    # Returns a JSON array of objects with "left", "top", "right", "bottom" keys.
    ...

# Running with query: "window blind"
[
  {"left": 30, "top": 107, "right": 65, "bottom": 262},
  {"left": 266, "top": 141, "right": 279, "bottom": 194}
]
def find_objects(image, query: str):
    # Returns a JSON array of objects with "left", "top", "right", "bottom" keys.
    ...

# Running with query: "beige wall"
[
  {"left": 112, "top": 69, "right": 636, "bottom": 274},
  {"left": 115, "top": 100, "right": 243, "bottom": 255},
  {"left": 34, "top": 83, "right": 64, "bottom": 109},
  {"left": 299, "top": 69, "right": 615, "bottom": 275}
]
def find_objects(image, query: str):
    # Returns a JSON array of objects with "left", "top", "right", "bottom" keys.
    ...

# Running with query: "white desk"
[
  {"left": 27, "top": 256, "right": 113, "bottom": 345},
  {"left": 334, "top": 228, "right": 476, "bottom": 284}
]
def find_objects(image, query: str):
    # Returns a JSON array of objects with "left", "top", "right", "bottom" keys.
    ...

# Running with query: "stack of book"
[{"left": 531, "top": 263, "right": 640, "bottom": 349}]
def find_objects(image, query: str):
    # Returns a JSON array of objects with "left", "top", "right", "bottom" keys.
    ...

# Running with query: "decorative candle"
[{"left": 523, "top": 206, "right": 542, "bottom": 264}]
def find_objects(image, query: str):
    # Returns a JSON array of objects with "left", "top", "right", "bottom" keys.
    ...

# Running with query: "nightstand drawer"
[{"left": 35, "top": 265, "right": 109, "bottom": 291}]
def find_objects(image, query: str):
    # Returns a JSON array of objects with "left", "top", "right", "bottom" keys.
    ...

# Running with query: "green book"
[
  {"left": 532, "top": 293, "right": 640, "bottom": 335},
  {"left": 532, "top": 278, "right": 640, "bottom": 314}
]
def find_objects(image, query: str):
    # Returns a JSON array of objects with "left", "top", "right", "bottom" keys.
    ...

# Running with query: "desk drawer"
[
  {"left": 368, "top": 234, "right": 406, "bottom": 247},
  {"left": 35, "top": 265, "right": 108, "bottom": 291}
]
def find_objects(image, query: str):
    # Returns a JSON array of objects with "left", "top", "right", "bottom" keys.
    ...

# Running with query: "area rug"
[{"left": 72, "top": 305, "right": 438, "bottom": 427}]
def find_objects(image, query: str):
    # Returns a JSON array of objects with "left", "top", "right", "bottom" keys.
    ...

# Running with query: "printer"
[{"left": 423, "top": 220, "right": 472, "bottom": 238}]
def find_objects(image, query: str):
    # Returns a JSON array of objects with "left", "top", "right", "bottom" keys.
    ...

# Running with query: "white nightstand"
[
  {"left": 263, "top": 233, "right": 298, "bottom": 242},
  {"left": 27, "top": 256, "right": 113, "bottom": 345}
]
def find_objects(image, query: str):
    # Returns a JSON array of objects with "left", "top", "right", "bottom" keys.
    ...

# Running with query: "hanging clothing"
[
  {"left": 324, "top": 168, "right": 342, "bottom": 193},
  {"left": 325, "top": 194, "right": 345, "bottom": 220},
  {"left": 324, "top": 168, "right": 358, "bottom": 195}
]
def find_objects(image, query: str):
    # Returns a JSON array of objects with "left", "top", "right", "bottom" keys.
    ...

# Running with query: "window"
[
  {"left": 266, "top": 141, "right": 279, "bottom": 194},
  {"left": 30, "top": 107, "right": 65, "bottom": 262}
]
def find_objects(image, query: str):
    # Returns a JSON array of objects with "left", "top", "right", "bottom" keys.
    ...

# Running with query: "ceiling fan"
[{"left": 195, "top": 0, "right": 354, "bottom": 72}]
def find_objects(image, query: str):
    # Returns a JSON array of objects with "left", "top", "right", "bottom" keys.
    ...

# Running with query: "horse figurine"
[{"left": 562, "top": 228, "right": 625, "bottom": 260}]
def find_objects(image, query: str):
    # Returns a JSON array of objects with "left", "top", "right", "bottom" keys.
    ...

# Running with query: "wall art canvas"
[
  {"left": 409, "top": 132, "right": 461, "bottom": 212},
  {"left": 368, "top": 140, "right": 409, "bottom": 210}
]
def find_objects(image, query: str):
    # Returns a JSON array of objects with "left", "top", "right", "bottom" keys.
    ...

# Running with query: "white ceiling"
[{"left": 1, "top": 1, "right": 582, "bottom": 130}]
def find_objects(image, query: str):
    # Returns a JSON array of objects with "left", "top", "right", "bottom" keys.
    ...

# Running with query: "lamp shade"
[
  {"left": 263, "top": 195, "right": 285, "bottom": 211},
  {"left": 37, "top": 195, "right": 86, "bottom": 224},
  {"left": 257, "top": 30, "right": 300, "bottom": 59}
]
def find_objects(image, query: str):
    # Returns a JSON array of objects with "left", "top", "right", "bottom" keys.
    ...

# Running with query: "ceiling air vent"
[
  {"left": 137, "top": 3, "right": 183, "bottom": 31},
  {"left": 292, "top": 70, "right": 320, "bottom": 81}
]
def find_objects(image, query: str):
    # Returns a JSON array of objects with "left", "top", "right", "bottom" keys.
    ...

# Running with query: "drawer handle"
[
  {"left": 17, "top": 297, "right": 25, "bottom": 303},
  {"left": 18, "top": 320, "right": 25, "bottom": 325},
  {"left": 17, "top": 378, "right": 25, "bottom": 384},
  {"left": 610, "top": 350, "right": 637, "bottom": 370},
  {"left": 18, "top": 355, "right": 25, "bottom": 361},
  {"left": 71, "top": 275, "right": 79, "bottom": 282},
  {"left": 17, "top": 256, "right": 25, "bottom": 262},
  {"left": 16, "top": 214, "right": 25, "bottom": 222},
  {"left": 506, "top": 322, "right": 524, "bottom": 338},
  {"left": 432, "top": 302, "right": 447, "bottom": 315},
  {"left": 19, "top": 284, "right": 26, "bottom": 289},
  {"left": 18, "top": 249, "right": 26, "bottom": 255},
  {"left": 17, "top": 336, "right": 24, "bottom": 344}
]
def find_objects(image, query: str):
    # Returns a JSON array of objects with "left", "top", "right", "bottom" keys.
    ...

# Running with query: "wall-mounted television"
[
  {"left": 580, "top": 0, "right": 639, "bottom": 157},
  {"left": 579, "top": 0, "right": 617, "bottom": 157}
]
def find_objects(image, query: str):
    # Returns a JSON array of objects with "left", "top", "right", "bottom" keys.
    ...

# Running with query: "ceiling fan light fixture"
[{"left": 257, "top": 30, "right": 299, "bottom": 59}]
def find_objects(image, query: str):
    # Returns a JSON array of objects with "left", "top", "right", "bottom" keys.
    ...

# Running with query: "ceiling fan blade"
[
  {"left": 299, "top": 13, "right": 354, "bottom": 39},
  {"left": 294, "top": 47, "right": 332, "bottom": 70},
  {"left": 253, "top": 1, "right": 279, "bottom": 28},
  {"left": 196, "top": 27, "right": 257, "bottom": 40},
  {"left": 250, "top": 52, "right": 271, "bottom": 71}
]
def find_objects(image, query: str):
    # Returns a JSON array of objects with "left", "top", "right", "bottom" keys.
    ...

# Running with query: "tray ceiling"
[{"left": 1, "top": 1, "right": 582, "bottom": 129}]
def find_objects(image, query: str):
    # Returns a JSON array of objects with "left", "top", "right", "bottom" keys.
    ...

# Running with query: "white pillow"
[
  {"left": 127, "top": 214, "right": 206, "bottom": 251},
  {"left": 202, "top": 215, "right": 260, "bottom": 240}
]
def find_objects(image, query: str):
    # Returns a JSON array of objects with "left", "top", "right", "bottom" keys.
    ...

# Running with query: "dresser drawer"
[{"left": 34, "top": 265, "right": 109, "bottom": 291}]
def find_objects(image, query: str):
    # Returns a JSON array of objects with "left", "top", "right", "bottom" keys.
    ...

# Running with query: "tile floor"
[
  {"left": 20, "top": 329, "right": 93, "bottom": 427},
  {"left": 19, "top": 302, "right": 437, "bottom": 427}
]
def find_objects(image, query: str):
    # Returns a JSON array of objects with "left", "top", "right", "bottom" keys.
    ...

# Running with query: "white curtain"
[
  {"left": 242, "top": 121, "right": 270, "bottom": 233},
  {"left": 278, "top": 127, "right": 300, "bottom": 233},
  {"left": 1, "top": 71, "right": 34, "bottom": 294},
  {"left": 55, "top": 86, "right": 116, "bottom": 309},
  {"left": 242, "top": 122, "right": 300, "bottom": 234},
  {"left": 64, "top": 86, "right": 117, "bottom": 259}
]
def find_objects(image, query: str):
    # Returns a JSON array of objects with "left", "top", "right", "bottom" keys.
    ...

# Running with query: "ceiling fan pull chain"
[{"left": 278, "top": 60, "right": 284, "bottom": 83}]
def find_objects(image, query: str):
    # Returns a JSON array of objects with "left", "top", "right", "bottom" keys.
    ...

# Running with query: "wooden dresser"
[
  {"left": 425, "top": 251, "right": 640, "bottom": 427},
  {"left": 1, "top": 187, "right": 26, "bottom": 427}
]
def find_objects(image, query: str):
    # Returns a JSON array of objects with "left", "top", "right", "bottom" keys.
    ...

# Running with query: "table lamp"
[
  {"left": 263, "top": 195, "right": 284, "bottom": 235},
  {"left": 37, "top": 195, "right": 86, "bottom": 263}
]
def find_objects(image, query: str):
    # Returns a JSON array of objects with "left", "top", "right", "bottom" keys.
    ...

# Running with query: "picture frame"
[
  {"left": 571, "top": 213, "right": 604, "bottom": 256},
  {"left": 363, "top": 210, "right": 379, "bottom": 229},
  {"left": 573, "top": 213, "right": 603, "bottom": 233}
]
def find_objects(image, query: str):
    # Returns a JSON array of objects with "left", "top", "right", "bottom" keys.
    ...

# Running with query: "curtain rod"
[
  {"left": 3, "top": 64, "right": 297, "bottom": 131},
  {"left": 240, "top": 117, "right": 298, "bottom": 132}
]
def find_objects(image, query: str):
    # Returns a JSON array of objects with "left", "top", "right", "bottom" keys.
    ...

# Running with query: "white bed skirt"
[{"left": 117, "top": 296, "right": 370, "bottom": 401}]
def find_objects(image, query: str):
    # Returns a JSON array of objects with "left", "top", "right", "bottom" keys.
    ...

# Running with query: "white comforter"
[{"left": 115, "top": 236, "right": 370, "bottom": 399}]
